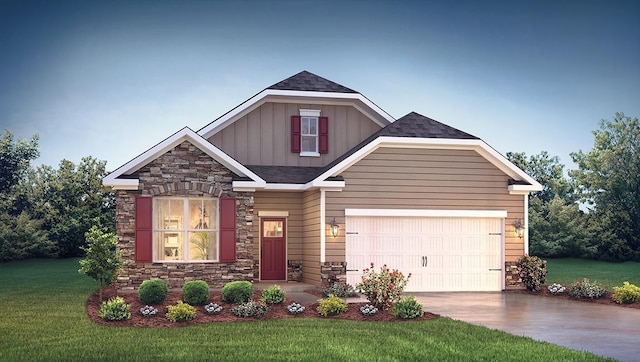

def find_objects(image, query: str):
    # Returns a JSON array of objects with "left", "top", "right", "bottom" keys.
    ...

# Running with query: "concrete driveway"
[{"left": 411, "top": 292, "right": 640, "bottom": 361}]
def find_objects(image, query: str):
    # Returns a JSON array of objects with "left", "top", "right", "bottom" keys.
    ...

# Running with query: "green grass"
[
  {"left": 0, "top": 259, "right": 610, "bottom": 361},
  {"left": 546, "top": 258, "right": 640, "bottom": 288}
]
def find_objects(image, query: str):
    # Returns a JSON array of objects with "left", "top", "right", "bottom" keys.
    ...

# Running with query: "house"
[{"left": 103, "top": 71, "right": 542, "bottom": 292}]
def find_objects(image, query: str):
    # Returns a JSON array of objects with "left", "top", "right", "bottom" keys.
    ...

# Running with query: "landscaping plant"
[
  {"left": 99, "top": 296, "right": 131, "bottom": 321},
  {"left": 230, "top": 300, "right": 269, "bottom": 318},
  {"left": 221, "top": 280, "right": 253, "bottom": 303},
  {"left": 568, "top": 278, "right": 607, "bottom": 299},
  {"left": 359, "top": 304, "right": 378, "bottom": 316},
  {"left": 166, "top": 301, "right": 197, "bottom": 322},
  {"left": 204, "top": 303, "right": 223, "bottom": 315},
  {"left": 261, "top": 284, "right": 285, "bottom": 304},
  {"left": 547, "top": 283, "right": 566, "bottom": 295},
  {"left": 286, "top": 302, "right": 305, "bottom": 315},
  {"left": 139, "top": 305, "right": 158, "bottom": 317},
  {"left": 392, "top": 296, "right": 424, "bottom": 319},
  {"left": 316, "top": 295, "right": 348, "bottom": 316},
  {"left": 356, "top": 263, "right": 410, "bottom": 310},
  {"left": 322, "top": 282, "right": 357, "bottom": 297},
  {"left": 78, "top": 226, "right": 122, "bottom": 301},
  {"left": 612, "top": 282, "right": 640, "bottom": 304},
  {"left": 183, "top": 280, "right": 209, "bottom": 305},
  {"left": 138, "top": 278, "right": 168, "bottom": 304},
  {"left": 516, "top": 255, "right": 547, "bottom": 291}
]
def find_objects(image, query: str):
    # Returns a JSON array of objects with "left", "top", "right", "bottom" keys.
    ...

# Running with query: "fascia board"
[
  {"left": 345, "top": 208, "right": 508, "bottom": 218},
  {"left": 102, "top": 177, "right": 139, "bottom": 190}
]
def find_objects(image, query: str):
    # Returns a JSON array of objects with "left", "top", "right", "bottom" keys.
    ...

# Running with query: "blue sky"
[{"left": 1, "top": 0, "right": 638, "bottom": 172}]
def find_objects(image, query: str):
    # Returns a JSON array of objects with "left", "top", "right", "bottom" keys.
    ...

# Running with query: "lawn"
[
  {"left": 0, "top": 259, "right": 610, "bottom": 361},
  {"left": 546, "top": 258, "right": 640, "bottom": 288}
]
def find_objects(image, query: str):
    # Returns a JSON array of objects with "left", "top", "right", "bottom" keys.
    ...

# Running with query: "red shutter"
[
  {"left": 135, "top": 197, "right": 153, "bottom": 263},
  {"left": 219, "top": 198, "right": 236, "bottom": 262},
  {"left": 291, "top": 115, "right": 301, "bottom": 153},
  {"left": 319, "top": 116, "right": 329, "bottom": 154}
]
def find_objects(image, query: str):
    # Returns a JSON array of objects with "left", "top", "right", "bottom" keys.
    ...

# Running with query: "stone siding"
[
  {"left": 504, "top": 261, "right": 525, "bottom": 289},
  {"left": 115, "top": 141, "right": 255, "bottom": 290},
  {"left": 320, "top": 262, "right": 347, "bottom": 288}
]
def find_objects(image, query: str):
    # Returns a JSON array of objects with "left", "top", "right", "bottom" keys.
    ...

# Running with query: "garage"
[{"left": 345, "top": 210, "right": 506, "bottom": 292}]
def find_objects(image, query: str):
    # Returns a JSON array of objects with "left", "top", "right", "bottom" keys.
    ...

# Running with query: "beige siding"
[
  {"left": 326, "top": 148, "right": 525, "bottom": 263},
  {"left": 301, "top": 190, "right": 321, "bottom": 285},
  {"left": 208, "top": 102, "right": 382, "bottom": 167}
]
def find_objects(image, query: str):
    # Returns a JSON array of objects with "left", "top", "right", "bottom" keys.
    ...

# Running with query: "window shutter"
[
  {"left": 291, "top": 115, "right": 301, "bottom": 153},
  {"left": 219, "top": 198, "right": 236, "bottom": 262},
  {"left": 135, "top": 197, "right": 153, "bottom": 263},
  {"left": 319, "top": 116, "right": 329, "bottom": 154}
]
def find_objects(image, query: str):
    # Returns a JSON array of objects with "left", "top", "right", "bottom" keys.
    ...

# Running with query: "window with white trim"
[
  {"left": 301, "top": 116, "right": 319, "bottom": 155},
  {"left": 153, "top": 197, "right": 218, "bottom": 262}
]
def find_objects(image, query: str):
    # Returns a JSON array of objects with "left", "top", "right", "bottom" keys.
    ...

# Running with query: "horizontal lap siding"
[
  {"left": 253, "top": 192, "right": 303, "bottom": 263},
  {"left": 327, "top": 148, "right": 525, "bottom": 263},
  {"left": 302, "top": 190, "right": 321, "bottom": 285}
]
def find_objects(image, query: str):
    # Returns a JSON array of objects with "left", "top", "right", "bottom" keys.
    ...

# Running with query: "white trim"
[
  {"left": 232, "top": 180, "right": 345, "bottom": 192},
  {"left": 258, "top": 211, "right": 289, "bottom": 217},
  {"left": 300, "top": 109, "right": 321, "bottom": 117},
  {"left": 300, "top": 152, "right": 320, "bottom": 157},
  {"left": 501, "top": 218, "right": 506, "bottom": 290},
  {"left": 524, "top": 194, "right": 529, "bottom": 254},
  {"left": 509, "top": 185, "right": 538, "bottom": 194},
  {"left": 345, "top": 208, "right": 508, "bottom": 218},
  {"left": 320, "top": 189, "right": 326, "bottom": 263},
  {"left": 103, "top": 127, "right": 266, "bottom": 190}
]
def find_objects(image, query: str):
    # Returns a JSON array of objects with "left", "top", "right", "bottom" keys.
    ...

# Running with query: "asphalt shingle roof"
[
  {"left": 380, "top": 112, "right": 479, "bottom": 139},
  {"left": 244, "top": 165, "right": 344, "bottom": 184},
  {"left": 268, "top": 71, "right": 357, "bottom": 93}
]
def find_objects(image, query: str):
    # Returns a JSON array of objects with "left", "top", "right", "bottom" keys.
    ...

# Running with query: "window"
[
  {"left": 291, "top": 109, "right": 328, "bottom": 156},
  {"left": 153, "top": 197, "right": 218, "bottom": 262},
  {"left": 301, "top": 116, "right": 318, "bottom": 155}
]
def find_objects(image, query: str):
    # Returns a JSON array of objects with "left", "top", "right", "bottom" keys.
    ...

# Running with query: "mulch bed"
[
  {"left": 87, "top": 287, "right": 438, "bottom": 327},
  {"left": 508, "top": 287, "right": 640, "bottom": 309}
]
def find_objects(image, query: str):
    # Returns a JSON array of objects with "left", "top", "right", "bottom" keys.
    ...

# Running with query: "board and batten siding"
[
  {"left": 326, "top": 147, "right": 525, "bottom": 263},
  {"left": 208, "top": 102, "right": 382, "bottom": 167}
]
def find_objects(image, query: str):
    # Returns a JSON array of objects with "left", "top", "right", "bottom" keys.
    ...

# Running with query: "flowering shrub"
[
  {"left": 568, "top": 278, "right": 607, "bottom": 299},
  {"left": 230, "top": 300, "right": 269, "bottom": 318},
  {"left": 392, "top": 296, "right": 424, "bottom": 319},
  {"left": 322, "top": 282, "right": 357, "bottom": 298},
  {"left": 612, "top": 282, "right": 640, "bottom": 304},
  {"left": 261, "top": 285, "right": 285, "bottom": 305},
  {"left": 166, "top": 301, "right": 196, "bottom": 322},
  {"left": 140, "top": 305, "right": 158, "bottom": 317},
  {"left": 286, "top": 303, "right": 306, "bottom": 315},
  {"left": 359, "top": 304, "right": 378, "bottom": 316},
  {"left": 356, "top": 263, "right": 410, "bottom": 310},
  {"left": 516, "top": 255, "right": 547, "bottom": 291},
  {"left": 547, "top": 283, "right": 566, "bottom": 295},
  {"left": 317, "top": 295, "right": 348, "bottom": 316},
  {"left": 204, "top": 303, "right": 223, "bottom": 315},
  {"left": 99, "top": 296, "right": 131, "bottom": 321}
]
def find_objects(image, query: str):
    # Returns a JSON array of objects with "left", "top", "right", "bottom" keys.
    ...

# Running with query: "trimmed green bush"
[
  {"left": 392, "top": 296, "right": 424, "bottom": 319},
  {"left": 568, "top": 278, "right": 607, "bottom": 299},
  {"left": 612, "top": 281, "right": 640, "bottom": 304},
  {"left": 261, "top": 285, "right": 285, "bottom": 305},
  {"left": 99, "top": 296, "right": 131, "bottom": 321},
  {"left": 516, "top": 255, "right": 547, "bottom": 292},
  {"left": 230, "top": 300, "right": 269, "bottom": 318},
  {"left": 182, "top": 280, "right": 209, "bottom": 305},
  {"left": 166, "top": 301, "right": 196, "bottom": 322},
  {"left": 138, "top": 278, "right": 168, "bottom": 305},
  {"left": 221, "top": 281, "right": 253, "bottom": 303},
  {"left": 316, "top": 295, "right": 347, "bottom": 316},
  {"left": 322, "top": 282, "right": 357, "bottom": 298}
]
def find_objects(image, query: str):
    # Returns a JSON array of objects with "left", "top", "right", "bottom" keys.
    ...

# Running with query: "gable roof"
[
  {"left": 380, "top": 112, "right": 478, "bottom": 139},
  {"left": 267, "top": 71, "right": 357, "bottom": 93}
]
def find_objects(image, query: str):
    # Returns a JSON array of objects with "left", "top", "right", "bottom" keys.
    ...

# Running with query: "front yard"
[{"left": 0, "top": 259, "right": 611, "bottom": 361}]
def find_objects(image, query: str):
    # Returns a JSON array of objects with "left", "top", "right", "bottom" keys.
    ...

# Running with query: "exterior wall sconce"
[
  {"left": 329, "top": 218, "right": 339, "bottom": 238},
  {"left": 513, "top": 219, "right": 524, "bottom": 239}
]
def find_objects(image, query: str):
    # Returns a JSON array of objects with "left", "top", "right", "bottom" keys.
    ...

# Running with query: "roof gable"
[
  {"left": 381, "top": 112, "right": 478, "bottom": 139},
  {"left": 267, "top": 70, "right": 357, "bottom": 93}
]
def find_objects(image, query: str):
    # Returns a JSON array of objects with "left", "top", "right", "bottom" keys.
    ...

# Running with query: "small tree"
[{"left": 78, "top": 226, "right": 122, "bottom": 301}]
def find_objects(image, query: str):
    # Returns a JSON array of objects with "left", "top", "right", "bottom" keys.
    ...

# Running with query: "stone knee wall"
[
  {"left": 320, "top": 262, "right": 346, "bottom": 288},
  {"left": 504, "top": 261, "right": 524, "bottom": 289}
]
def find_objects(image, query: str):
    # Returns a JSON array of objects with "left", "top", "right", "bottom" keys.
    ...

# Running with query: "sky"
[{"left": 1, "top": 0, "right": 638, "bottom": 173}]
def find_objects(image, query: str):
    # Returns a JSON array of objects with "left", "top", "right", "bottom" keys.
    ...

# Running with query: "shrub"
[
  {"left": 392, "top": 296, "right": 424, "bottom": 319},
  {"left": 356, "top": 263, "right": 410, "bottom": 310},
  {"left": 359, "top": 304, "right": 378, "bottom": 316},
  {"left": 287, "top": 303, "right": 306, "bottom": 315},
  {"left": 322, "top": 282, "right": 357, "bottom": 298},
  {"left": 221, "top": 281, "right": 253, "bottom": 303},
  {"left": 183, "top": 280, "right": 209, "bottom": 305},
  {"left": 204, "top": 303, "right": 223, "bottom": 315},
  {"left": 612, "top": 282, "right": 640, "bottom": 304},
  {"left": 99, "top": 296, "right": 131, "bottom": 321},
  {"left": 139, "top": 305, "right": 158, "bottom": 317},
  {"left": 261, "top": 285, "right": 285, "bottom": 305},
  {"left": 568, "top": 278, "right": 607, "bottom": 299},
  {"left": 316, "top": 295, "right": 348, "bottom": 316},
  {"left": 166, "top": 301, "right": 197, "bottom": 322},
  {"left": 230, "top": 300, "right": 269, "bottom": 318},
  {"left": 516, "top": 255, "right": 547, "bottom": 292},
  {"left": 547, "top": 283, "right": 566, "bottom": 295},
  {"left": 138, "top": 278, "right": 168, "bottom": 305}
]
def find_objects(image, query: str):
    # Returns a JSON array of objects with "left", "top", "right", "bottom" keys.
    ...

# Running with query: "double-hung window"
[
  {"left": 301, "top": 116, "right": 319, "bottom": 156},
  {"left": 153, "top": 197, "right": 218, "bottom": 262},
  {"left": 291, "top": 109, "right": 329, "bottom": 156}
]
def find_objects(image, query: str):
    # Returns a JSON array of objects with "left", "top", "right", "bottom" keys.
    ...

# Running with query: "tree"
[
  {"left": 0, "top": 130, "right": 39, "bottom": 196},
  {"left": 78, "top": 226, "right": 122, "bottom": 301},
  {"left": 570, "top": 113, "right": 640, "bottom": 261},
  {"left": 507, "top": 151, "right": 574, "bottom": 203}
]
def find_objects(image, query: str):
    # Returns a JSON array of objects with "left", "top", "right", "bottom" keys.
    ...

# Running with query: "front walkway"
[{"left": 411, "top": 292, "right": 640, "bottom": 362}]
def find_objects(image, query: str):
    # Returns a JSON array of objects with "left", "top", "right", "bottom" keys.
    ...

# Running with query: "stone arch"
[{"left": 148, "top": 181, "right": 224, "bottom": 197}]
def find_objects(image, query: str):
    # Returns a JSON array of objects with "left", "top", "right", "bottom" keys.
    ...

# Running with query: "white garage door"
[{"left": 346, "top": 216, "right": 504, "bottom": 292}]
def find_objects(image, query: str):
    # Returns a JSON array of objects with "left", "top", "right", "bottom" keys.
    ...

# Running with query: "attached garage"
[{"left": 345, "top": 209, "right": 507, "bottom": 292}]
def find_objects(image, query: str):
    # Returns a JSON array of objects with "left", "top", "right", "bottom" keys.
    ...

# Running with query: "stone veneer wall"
[
  {"left": 320, "top": 262, "right": 347, "bottom": 288},
  {"left": 115, "top": 141, "right": 254, "bottom": 290},
  {"left": 504, "top": 261, "right": 524, "bottom": 289}
]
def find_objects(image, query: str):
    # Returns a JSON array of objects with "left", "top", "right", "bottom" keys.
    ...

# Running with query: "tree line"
[{"left": 1, "top": 112, "right": 638, "bottom": 262}]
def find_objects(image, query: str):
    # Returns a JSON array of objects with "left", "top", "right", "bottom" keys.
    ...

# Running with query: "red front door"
[{"left": 260, "top": 218, "right": 286, "bottom": 280}]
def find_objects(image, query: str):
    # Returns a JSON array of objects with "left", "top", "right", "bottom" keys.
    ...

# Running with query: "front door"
[{"left": 260, "top": 218, "right": 286, "bottom": 280}]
